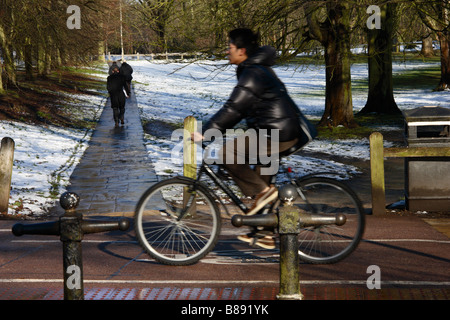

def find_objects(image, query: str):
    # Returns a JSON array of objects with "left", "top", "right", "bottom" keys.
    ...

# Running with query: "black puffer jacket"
[{"left": 203, "top": 46, "right": 303, "bottom": 142}]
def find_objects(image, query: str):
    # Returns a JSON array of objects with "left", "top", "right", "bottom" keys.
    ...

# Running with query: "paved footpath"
[{"left": 50, "top": 87, "right": 158, "bottom": 216}]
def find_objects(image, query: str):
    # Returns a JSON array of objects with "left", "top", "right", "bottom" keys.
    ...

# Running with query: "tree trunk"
[
  {"left": 414, "top": 0, "right": 450, "bottom": 91},
  {"left": 0, "top": 24, "right": 16, "bottom": 87},
  {"left": 24, "top": 43, "right": 33, "bottom": 81},
  {"left": 318, "top": 2, "right": 357, "bottom": 128},
  {"left": 4, "top": 46, "right": 16, "bottom": 87},
  {"left": 157, "top": 27, "right": 166, "bottom": 53},
  {"left": 37, "top": 44, "right": 46, "bottom": 78},
  {"left": 435, "top": 31, "right": 450, "bottom": 91},
  {"left": 359, "top": 3, "right": 401, "bottom": 115},
  {"left": 421, "top": 36, "right": 435, "bottom": 57},
  {"left": 0, "top": 61, "right": 3, "bottom": 93},
  {"left": 98, "top": 41, "right": 105, "bottom": 62},
  {"left": 45, "top": 47, "right": 52, "bottom": 75}
]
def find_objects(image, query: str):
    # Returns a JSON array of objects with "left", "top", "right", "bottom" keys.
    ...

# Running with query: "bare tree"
[
  {"left": 359, "top": 1, "right": 401, "bottom": 115},
  {"left": 302, "top": 0, "right": 358, "bottom": 128},
  {"left": 0, "top": 0, "right": 17, "bottom": 87},
  {"left": 414, "top": 0, "right": 450, "bottom": 90},
  {"left": 135, "top": 0, "right": 176, "bottom": 53},
  {"left": 0, "top": 0, "right": 106, "bottom": 84}
]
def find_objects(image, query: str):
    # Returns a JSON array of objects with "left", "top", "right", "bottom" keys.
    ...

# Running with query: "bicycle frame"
[
  {"left": 196, "top": 160, "right": 249, "bottom": 213},
  {"left": 188, "top": 142, "right": 348, "bottom": 218},
  {"left": 190, "top": 143, "right": 296, "bottom": 216},
  {"left": 135, "top": 142, "right": 365, "bottom": 265}
]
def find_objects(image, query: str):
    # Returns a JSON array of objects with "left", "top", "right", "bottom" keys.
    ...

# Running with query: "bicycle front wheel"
[
  {"left": 135, "top": 177, "right": 221, "bottom": 266},
  {"left": 293, "top": 177, "right": 365, "bottom": 264}
]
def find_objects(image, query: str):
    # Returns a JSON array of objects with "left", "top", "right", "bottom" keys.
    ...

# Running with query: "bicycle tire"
[
  {"left": 134, "top": 177, "right": 221, "bottom": 266},
  {"left": 292, "top": 177, "right": 365, "bottom": 264}
]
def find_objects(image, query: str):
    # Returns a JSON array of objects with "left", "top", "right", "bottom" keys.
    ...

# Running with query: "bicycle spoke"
[
  {"left": 135, "top": 178, "right": 221, "bottom": 266},
  {"left": 294, "top": 177, "right": 365, "bottom": 264}
]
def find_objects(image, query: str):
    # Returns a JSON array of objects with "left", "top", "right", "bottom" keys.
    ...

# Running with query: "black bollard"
[
  {"left": 231, "top": 184, "right": 303, "bottom": 300},
  {"left": 12, "top": 192, "right": 130, "bottom": 300},
  {"left": 59, "top": 192, "right": 84, "bottom": 300}
]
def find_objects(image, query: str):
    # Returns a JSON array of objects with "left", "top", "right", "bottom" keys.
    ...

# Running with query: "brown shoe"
[
  {"left": 254, "top": 236, "right": 276, "bottom": 249},
  {"left": 237, "top": 234, "right": 254, "bottom": 243},
  {"left": 246, "top": 186, "right": 278, "bottom": 215},
  {"left": 237, "top": 234, "right": 275, "bottom": 249}
]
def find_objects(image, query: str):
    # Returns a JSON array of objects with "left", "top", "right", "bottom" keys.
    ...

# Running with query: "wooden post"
[
  {"left": 369, "top": 132, "right": 386, "bottom": 215},
  {"left": 183, "top": 117, "right": 197, "bottom": 214},
  {"left": 0, "top": 137, "right": 15, "bottom": 214},
  {"left": 183, "top": 116, "right": 197, "bottom": 179},
  {"left": 370, "top": 130, "right": 450, "bottom": 214}
]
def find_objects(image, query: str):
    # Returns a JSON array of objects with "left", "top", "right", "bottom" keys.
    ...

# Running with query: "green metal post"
[
  {"left": 277, "top": 185, "right": 303, "bottom": 300},
  {"left": 12, "top": 192, "right": 130, "bottom": 300}
]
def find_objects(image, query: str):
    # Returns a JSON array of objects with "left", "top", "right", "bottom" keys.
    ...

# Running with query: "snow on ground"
[
  {"left": 0, "top": 58, "right": 448, "bottom": 216},
  {"left": 131, "top": 58, "right": 449, "bottom": 179},
  {"left": 0, "top": 94, "right": 105, "bottom": 216}
]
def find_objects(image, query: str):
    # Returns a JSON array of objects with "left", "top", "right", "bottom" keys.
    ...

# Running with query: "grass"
[
  {"left": 304, "top": 53, "right": 442, "bottom": 140},
  {"left": 0, "top": 64, "right": 106, "bottom": 129},
  {"left": 393, "top": 65, "right": 441, "bottom": 90},
  {"left": 352, "top": 53, "right": 442, "bottom": 92},
  {"left": 1, "top": 54, "right": 442, "bottom": 141},
  {"left": 315, "top": 113, "right": 404, "bottom": 140}
]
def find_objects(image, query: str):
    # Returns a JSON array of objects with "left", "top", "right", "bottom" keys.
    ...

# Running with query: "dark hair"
[{"left": 228, "top": 28, "right": 260, "bottom": 57}]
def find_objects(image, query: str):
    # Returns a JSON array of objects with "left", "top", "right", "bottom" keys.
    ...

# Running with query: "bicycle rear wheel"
[
  {"left": 134, "top": 177, "right": 221, "bottom": 266},
  {"left": 293, "top": 177, "right": 365, "bottom": 264}
]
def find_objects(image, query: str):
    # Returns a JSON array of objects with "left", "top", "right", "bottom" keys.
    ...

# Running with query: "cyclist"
[{"left": 192, "top": 28, "right": 315, "bottom": 249}]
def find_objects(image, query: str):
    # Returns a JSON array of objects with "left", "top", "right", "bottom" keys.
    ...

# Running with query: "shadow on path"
[{"left": 50, "top": 86, "right": 158, "bottom": 216}]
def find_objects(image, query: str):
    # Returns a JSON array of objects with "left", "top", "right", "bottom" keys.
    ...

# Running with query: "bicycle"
[{"left": 134, "top": 141, "right": 365, "bottom": 266}]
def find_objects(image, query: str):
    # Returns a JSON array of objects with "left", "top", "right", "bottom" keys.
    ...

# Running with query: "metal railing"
[{"left": 12, "top": 192, "right": 130, "bottom": 300}]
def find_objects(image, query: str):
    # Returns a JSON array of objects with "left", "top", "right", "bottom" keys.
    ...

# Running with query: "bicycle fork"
[{"left": 177, "top": 185, "right": 198, "bottom": 221}]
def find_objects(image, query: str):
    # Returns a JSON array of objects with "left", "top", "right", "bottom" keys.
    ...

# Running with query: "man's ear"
[{"left": 240, "top": 47, "right": 248, "bottom": 58}]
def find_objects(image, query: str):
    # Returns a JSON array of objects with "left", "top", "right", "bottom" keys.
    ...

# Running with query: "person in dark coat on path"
[
  {"left": 107, "top": 65, "right": 130, "bottom": 126},
  {"left": 119, "top": 60, "right": 133, "bottom": 94}
]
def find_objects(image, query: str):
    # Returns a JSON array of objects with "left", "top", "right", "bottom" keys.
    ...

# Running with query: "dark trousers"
[
  {"left": 219, "top": 136, "right": 298, "bottom": 197},
  {"left": 113, "top": 107, "right": 125, "bottom": 123},
  {"left": 110, "top": 93, "right": 126, "bottom": 123}
]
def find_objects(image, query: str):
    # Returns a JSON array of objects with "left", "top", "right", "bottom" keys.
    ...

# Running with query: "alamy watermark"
[
  {"left": 367, "top": 5, "right": 381, "bottom": 30},
  {"left": 67, "top": 4, "right": 381, "bottom": 31},
  {"left": 67, "top": 5, "right": 81, "bottom": 30},
  {"left": 66, "top": 265, "right": 82, "bottom": 290},
  {"left": 367, "top": 265, "right": 381, "bottom": 289},
  {"left": 171, "top": 121, "right": 281, "bottom": 175}
]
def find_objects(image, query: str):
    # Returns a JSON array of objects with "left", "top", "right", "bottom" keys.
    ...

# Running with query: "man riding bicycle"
[{"left": 192, "top": 28, "right": 315, "bottom": 249}]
